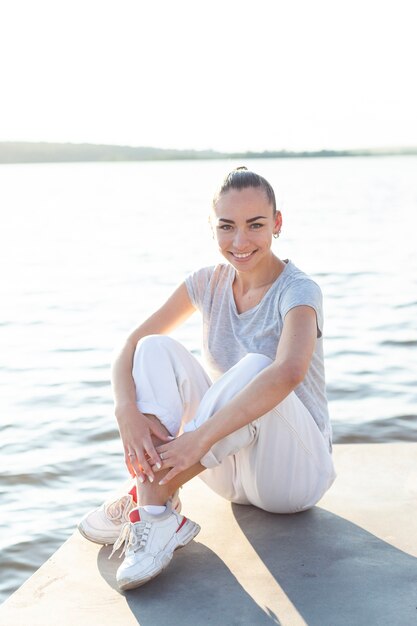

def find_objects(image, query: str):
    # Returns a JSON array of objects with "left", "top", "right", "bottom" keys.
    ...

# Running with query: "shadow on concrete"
[
  {"left": 231, "top": 504, "right": 417, "bottom": 626},
  {"left": 97, "top": 540, "right": 279, "bottom": 625}
]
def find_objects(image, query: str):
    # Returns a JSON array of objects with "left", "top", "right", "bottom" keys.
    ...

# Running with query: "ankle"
[{"left": 137, "top": 483, "right": 170, "bottom": 507}]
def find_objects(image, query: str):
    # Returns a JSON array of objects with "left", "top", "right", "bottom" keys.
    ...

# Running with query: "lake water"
[{"left": 1, "top": 156, "right": 416, "bottom": 603}]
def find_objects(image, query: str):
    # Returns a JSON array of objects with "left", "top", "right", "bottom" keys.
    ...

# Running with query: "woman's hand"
[
  {"left": 116, "top": 405, "right": 172, "bottom": 482},
  {"left": 155, "top": 430, "right": 209, "bottom": 485}
]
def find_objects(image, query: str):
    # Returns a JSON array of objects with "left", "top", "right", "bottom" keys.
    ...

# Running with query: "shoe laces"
[
  {"left": 104, "top": 495, "right": 133, "bottom": 523},
  {"left": 108, "top": 520, "right": 151, "bottom": 560}
]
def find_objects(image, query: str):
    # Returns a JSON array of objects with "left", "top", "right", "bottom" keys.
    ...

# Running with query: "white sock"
[{"left": 143, "top": 505, "right": 166, "bottom": 516}]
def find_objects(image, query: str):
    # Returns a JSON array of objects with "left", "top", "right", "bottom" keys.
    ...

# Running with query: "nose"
[{"left": 233, "top": 228, "right": 249, "bottom": 249}]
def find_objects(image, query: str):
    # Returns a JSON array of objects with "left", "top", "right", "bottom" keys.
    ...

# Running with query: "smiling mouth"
[{"left": 230, "top": 251, "right": 256, "bottom": 259}]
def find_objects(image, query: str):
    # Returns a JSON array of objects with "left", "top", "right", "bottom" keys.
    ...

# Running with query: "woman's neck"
[{"left": 233, "top": 254, "right": 285, "bottom": 295}]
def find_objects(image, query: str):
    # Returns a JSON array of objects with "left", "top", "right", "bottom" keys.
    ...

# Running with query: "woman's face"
[{"left": 211, "top": 186, "right": 281, "bottom": 272}]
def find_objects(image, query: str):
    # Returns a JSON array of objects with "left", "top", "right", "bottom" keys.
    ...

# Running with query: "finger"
[
  {"left": 143, "top": 439, "right": 163, "bottom": 471},
  {"left": 136, "top": 471, "right": 146, "bottom": 483},
  {"left": 150, "top": 448, "right": 170, "bottom": 467},
  {"left": 154, "top": 445, "right": 170, "bottom": 461},
  {"left": 124, "top": 453, "right": 137, "bottom": 478},
  {"left": 155, "top": 442, "right": 173, "bottom": 455},
  {"left": 155, "top": 451, "right": 175, "bottom": 471},
  {"left": 150, "top": 461, "right": 164, "bottom": 473},
  {"left": 158, "top": 466, "right": 180, "bottom": 486},
  {"left": 126, "top": 449, "right": 150, "bottom": 482},
  {"left": 131, "top": 459, "right": 146, "bottom": 483},
  {"left": 134, "top": 448, "right": 155, "bottom": 481},
  {"left": 127, "top": 463, "right": 136, "bottom": 478}
]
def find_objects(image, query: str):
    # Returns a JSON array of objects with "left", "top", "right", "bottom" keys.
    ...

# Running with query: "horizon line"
[{"left": 1, "top": 140, "right": 416, "bottom": 164}]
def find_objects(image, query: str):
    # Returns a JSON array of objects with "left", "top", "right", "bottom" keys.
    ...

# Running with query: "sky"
[{"left": 0, "top": 0, "right": 416, "bottom": 152}]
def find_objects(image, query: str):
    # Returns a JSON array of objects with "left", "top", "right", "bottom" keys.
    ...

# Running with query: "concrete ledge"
[{"left": 1, "top": 444, "right": 417, "bottom": 626}]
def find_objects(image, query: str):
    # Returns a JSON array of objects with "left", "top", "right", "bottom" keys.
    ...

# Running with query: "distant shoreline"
[{"left": 1, "top": 141, "right": 416, "bottom": 164}]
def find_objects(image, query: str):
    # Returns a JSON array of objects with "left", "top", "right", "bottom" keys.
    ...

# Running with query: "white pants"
[{"left": 133, "top": 335, "right": 336, "bottom": 514}]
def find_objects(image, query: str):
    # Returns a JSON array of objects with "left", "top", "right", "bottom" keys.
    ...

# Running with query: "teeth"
[{"left": 233, "top": 252, "right": 252, "bottom": 259}]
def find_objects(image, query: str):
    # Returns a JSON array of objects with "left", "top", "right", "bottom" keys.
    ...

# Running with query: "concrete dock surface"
[{"left": 1, "top": 443, "right": 417, "bottom": 626}]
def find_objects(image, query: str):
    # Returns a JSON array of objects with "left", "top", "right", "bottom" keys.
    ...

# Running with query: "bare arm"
[
  {"left": 112, "top": 282, "right": 195, "bottom": 480},
  {"left": 112, "top": 282, "right": 195, "bottom": 411},
  {"left": 197, "top": 305, "right": 317, "bottom": 446},
  {"left": 157, "top": 305, "right": 318, "bottom": 483}
]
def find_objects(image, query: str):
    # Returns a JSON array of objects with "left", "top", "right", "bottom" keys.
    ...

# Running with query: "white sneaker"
[
  {"left": 113, "top": 503, "right": 200, "bottom": 591},
  {"left": 78, "top": 487, "right": 182, "bottom": 545}
]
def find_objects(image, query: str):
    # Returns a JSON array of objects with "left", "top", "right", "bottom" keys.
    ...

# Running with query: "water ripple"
[
  {"left": 381, "top": 339, "right": 417, "bottom": 347},
  {"left": 333, "top": 414, "right": 417, "bottom": 443},
  {"left": 2, "top": 156, "right": 416, "bottom": 605}
]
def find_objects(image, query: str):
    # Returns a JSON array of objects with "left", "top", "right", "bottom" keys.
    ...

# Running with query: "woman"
[{"left": 78, "top": 167, "right": 336, "bottom": 591}]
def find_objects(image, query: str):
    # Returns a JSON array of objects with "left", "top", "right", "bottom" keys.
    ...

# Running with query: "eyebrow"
[{"left": 218, "top": 215, "right": 268, "bottom": 224}]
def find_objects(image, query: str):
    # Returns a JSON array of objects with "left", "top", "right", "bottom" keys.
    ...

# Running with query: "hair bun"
[{"left": 235, "top": 166, "right": 248, "bottom": 171}]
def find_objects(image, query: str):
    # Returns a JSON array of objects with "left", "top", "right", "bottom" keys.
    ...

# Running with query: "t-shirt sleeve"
[
  {"left": 185, "top": 266, "right": 215, "bottom": 311},
  {"left": 280, "top": 278, "right": 324, "bottom": 338}
]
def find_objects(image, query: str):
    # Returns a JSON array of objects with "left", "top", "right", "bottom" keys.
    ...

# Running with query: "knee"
[
  {"left": 135, "top": 334, "right": 178, "bottom": 355},
  {"left": 237, "top": 353, "right": 273, "bottom": 372},
  {"left": 133, "top": 335, "right": 178, "bottom": 373},
  {"left": 222, "top": 353, "right": 272, "bottom": 386}
]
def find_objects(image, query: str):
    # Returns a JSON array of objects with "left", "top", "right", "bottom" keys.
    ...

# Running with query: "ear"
[{"left": 273, "top": 211, "right": 282, "bottom": 236}]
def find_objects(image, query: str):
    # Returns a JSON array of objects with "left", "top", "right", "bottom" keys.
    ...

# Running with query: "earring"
[{"left": 273, "top": 230, "right": 281, "bottom": 239}]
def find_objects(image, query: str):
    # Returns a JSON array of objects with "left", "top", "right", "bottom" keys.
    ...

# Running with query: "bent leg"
[
  {"left": 132, "top": 334, "right": 212, "bottom": 436},
  {"left": 130, "top": 335, "right": 213, "bottom": 503},
  {"left": 183, "top": 353, "right": 274, "bottom": 503},
  {"left": 181, "top": 353, "right": 335, "bottom": 511},
  {"left": 134, "top": 348, "right": 272, "bottom": 504},
  {"left": 183, "top": 352, "right": 273, "bottom": 466},
  {"left": 132, "top": 341, "right": 335, "bottom": 512}
]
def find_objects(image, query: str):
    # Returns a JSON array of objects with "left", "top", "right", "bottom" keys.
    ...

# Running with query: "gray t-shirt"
[{"left": 185, "top": 260, "right": 331, "bottom": 444}]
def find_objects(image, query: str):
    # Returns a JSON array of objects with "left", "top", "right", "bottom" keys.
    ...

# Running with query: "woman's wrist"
[
  {"left": 114, "top": 400, "right": 139, "bottom": 422},
  {"left": 197, "top": 418, "right": 221, "bottom": 451}
]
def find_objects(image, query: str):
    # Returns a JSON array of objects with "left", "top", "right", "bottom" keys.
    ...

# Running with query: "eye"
[
  {"left": 250, "top": 223, "right": 264, "bottom": 229},
  {"left": 218, "top": 224, "right": 233, "bottom": 231}
]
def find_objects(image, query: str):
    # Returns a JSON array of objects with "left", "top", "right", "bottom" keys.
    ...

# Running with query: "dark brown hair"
[{"left": 213, "top": 166, "right": 277, "bottom": 215}]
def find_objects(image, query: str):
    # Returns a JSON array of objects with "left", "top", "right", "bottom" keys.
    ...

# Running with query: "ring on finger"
[
  {"left": 128, "top": 452, "right": 136, "bottom": 457},
  {"left": 160, "top": 453, "right": 165, "bottom": 460}
]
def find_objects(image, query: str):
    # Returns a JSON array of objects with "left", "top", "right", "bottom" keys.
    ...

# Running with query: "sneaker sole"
[{"left": 117, "top": 519, "right": 200, "bottom": 591}]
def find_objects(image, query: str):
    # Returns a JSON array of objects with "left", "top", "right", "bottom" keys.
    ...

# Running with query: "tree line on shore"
[{"left": 1, "top": 141, "right": 416, "bottom": 164}]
